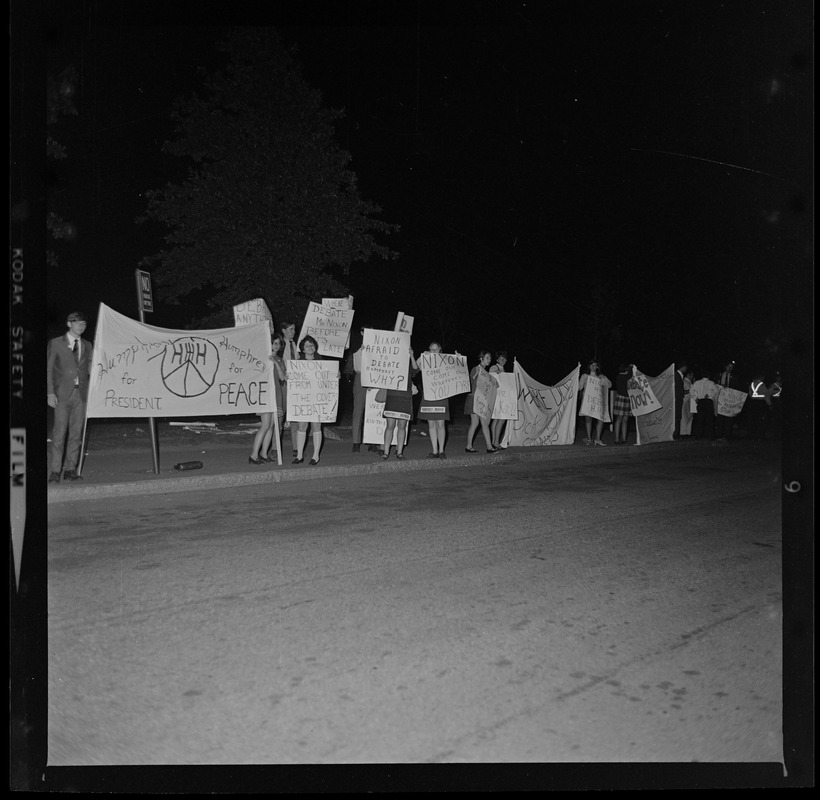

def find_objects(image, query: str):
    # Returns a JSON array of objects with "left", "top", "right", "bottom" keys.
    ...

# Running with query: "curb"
[{"left": 46, "top": 439, "right": 709, "bottom": 504}]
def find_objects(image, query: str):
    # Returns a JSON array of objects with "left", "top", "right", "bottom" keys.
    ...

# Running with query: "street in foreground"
[{"left": 47, "top": 445, "right": 782, "bottom": 768}]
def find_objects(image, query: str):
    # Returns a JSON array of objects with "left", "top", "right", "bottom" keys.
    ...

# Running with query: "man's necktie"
[{"left": 73, "top": 339, "right": 79, "bottom": 362}]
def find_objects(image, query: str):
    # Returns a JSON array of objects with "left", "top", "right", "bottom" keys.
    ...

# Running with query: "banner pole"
[{"left": 137, "top": 285, "right": 161, "bottom": 474}]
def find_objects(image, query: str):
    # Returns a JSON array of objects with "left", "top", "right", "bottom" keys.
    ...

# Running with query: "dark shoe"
[
  {"left": 465, "top": 448, "right": 478, "bottom": 453},
  {"left": 309, "top": 458, "right": 319, "bottom": 466},
  {"left": 264, "top": 452, "right": 277, "bottom": 462},
  {"left": 487, "top": 448, "right": 499, "bottom": 454},
  {"left": 48, "top": 472, "right": 61, "bottom": 484},
  {"left": 438, "top": 452, "right": 447, "bottom": 459},
  {"left": 248, "top": 456, "right": 264, "bottom": 465},
  {"left": 63, "top": 470, "right": 83, "bottom": 481},
  {"left": 292, "top": 456, "right": 304, "bottom": 464},
  {"left": 396, "top": 453, "right": 406, "bottom": 461},
  {"left": 367, "top": 444, "right": 380, "bottom": 453},
  {"left": 427, "top": 452, "right": 439, "bottom": 459},
  {"left": 381, "top": 453, "right": 389, "bottom": 461},
  {"left": 352, "top": 443, "right": 361, "bottom": 453}
]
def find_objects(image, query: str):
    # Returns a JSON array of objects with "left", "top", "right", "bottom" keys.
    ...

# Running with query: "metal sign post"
[{"left": 136, "top": 269, "right": 160, "bottom": 473}]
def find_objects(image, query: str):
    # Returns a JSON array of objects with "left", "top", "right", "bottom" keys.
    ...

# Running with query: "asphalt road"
[{"left": 47, "top": 444, "right": 783, "bottom": 768}]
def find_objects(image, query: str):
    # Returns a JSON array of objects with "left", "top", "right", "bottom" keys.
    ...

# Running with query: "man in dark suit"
[
  {"left": 47, "top": 311, "right": 93, "bottom": 482},
  {"left": 673, "top": 361, "right": 687, "bottom": 439}
]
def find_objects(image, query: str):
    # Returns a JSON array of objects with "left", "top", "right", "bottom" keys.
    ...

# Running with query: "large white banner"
[
  {"left": 491, "top": 373, "right": 518, "bottom": 420},
  {"left": 360, "top": 329, "right": 411, "bottom": 390},
  {"left": 506, "top": 362, "right": 580, "bottom": 446},
  {"left": 233, "top": 297, "right": 273, "bottom": 327},
  {"left": 579, "top": 374, "right": 612, "bottom": 422},
  {"left": 634, "top": 364, "right": 675, "bottom": 445},
  {"left": 716, "top": 386, "right": 748, "bottom": 417},
  {"left": 419, "top": 352, "right": 470, "bottom": 401},
  {"left": 298, "top": 301, "right": 355, "bottom": 358},
  {"left": 87, "top": 303, "right": 274, "bottom": 418},
  {"left": 285, "top": 359, "right": 339, "bottom": 422}
]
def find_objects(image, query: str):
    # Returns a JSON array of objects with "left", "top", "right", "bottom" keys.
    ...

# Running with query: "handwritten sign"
[
  {"left": 298, "top": 301, "right": 355, "bottom": 358},
  {"left": 472, "top": 369, "right": 498, "bottom": 419},
  {"left": 363, "top": 388, "right": 400, "bottom": 446},
  {"left": 491, "top": 373, "right": 518, "bottom": 420},
  {"left": 87, "top": 303, "right": 274, "bottom": 417},
  {"left": 322, "top": 296, "right": 354, "bottom": 310},
  {"left": 394, "top": 311, "right": 414, "bottom": 334},
  {"left": 716, "top": 386, "right": 747, "bottom": 417},
  {"left": 579, "top": 374, "right": 612, "bottom": 422},
  {"left": 627, "top": 371, "right": 662, "bottom": 417},
  {"left": 419, "top": 352, "right": 469, "bottom": 400},
  {"left": 286, "top": 359, "right": 339, "bottom": 423},
  {"left": 233, "top": 298, "right": 273, "bottom": 328},
  {"left": 321, "top": 297, "right": 354, "bottom": 347},
  {"left": 360, "top": 329, "right": 411, "bottom": 390}
]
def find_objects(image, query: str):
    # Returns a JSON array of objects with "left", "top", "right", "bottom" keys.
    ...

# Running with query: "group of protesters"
[
  {"left": 245, "top": 315, "right": 782, "bottom": 466},
  {"left": 677, "top": 360, "right": 782, "bottom": 443}
]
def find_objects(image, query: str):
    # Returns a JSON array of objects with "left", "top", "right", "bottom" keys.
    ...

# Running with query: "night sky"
[{"left": 35, "top": 0, "right": 813, "bottom": 381}]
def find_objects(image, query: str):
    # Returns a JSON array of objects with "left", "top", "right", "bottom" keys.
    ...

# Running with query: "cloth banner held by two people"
[
  {"left": 504, "top": 362, "right": 580, "bottom": 447},
  {"left": 87, "top": 303, "right": 276, "bottom": 418},
  {"left": 631, "top": 364, "right": 674, "bottom": 444}
]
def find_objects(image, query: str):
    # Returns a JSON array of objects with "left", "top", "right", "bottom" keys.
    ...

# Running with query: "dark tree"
[
  {"left": 138, "top": 27, "right": 398, "bottom": 326},
  {"left": 46, "top": 64, "right": 78, "bottom": 266}
]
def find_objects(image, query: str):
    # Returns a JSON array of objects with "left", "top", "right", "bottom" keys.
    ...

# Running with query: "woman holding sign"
[
  {"left": 464, "top": 349, "right": 500, "bottom": 454},
  {"left": 489, "top": 350, "right": 509, "bottom": 449},
  {"left": 249, "top": 332, "right": 287, "bottom": 464},
  {"left": 579, "top": 360, "right": 612, "bottom": 446},
  {"left": 417, "top": 341, "right": 450, "bottom": 459},
  {"left": 381, "top": 349, "right": 420, "bottom": 460},
  {"left": 293, "top": 335, "right": 324, "bottom": 465},
  {"left": 613, "top": 363, "right": 633, "bottom": 445}
]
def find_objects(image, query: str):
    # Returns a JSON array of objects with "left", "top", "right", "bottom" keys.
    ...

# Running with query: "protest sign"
[
  {"left": 363, "top": 387, "right": 401, "bottom": 446},
  {"left": 579, "top": 374, "right": 612, "bottom": 422},
  {"left": 634, "top": 364, "right": 674, "bottom": 444},
  {"left": 321, "top": 296, "right": 354, "bottom": 310},
  {"left": 87, "top": 303, "right": 275, "bottom": 418},
  {"left": 360, "top": 329, "right": 411, "bottom": 390},
  {"left": 298, "top": 301, "right": 354, "bottom": 358},
  {"left": 285, "top": 359, "right": 339, "bottom": 423},
  {"left": 492, "top": 373, "right": 518, "bottom": 421},
  {"left": 394, "top": 312, "right": 414, "bottom": 334},
  {"left": 322, "top": 297, "right": 354, "bottom": 347},
  {"left": 507, "top": 362, "right": 580, "bottom": 446},
  {"left": 473, "top": 368, "right": 498, "bottom": 419},
  {"left": 233, "top": 297, "right": 273, "bottom": 328},
  {"left": 627, "top": 370, "right": 663, "bottom": 416},
  {"left": 716, "top": 386, "right": 747, "bottom": 417},
  {"left": 491, "top": 373, "right": 518, "bottom": 420},
  {"left": 419, "top": 352, "right": 470, "bottom": 400}
]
